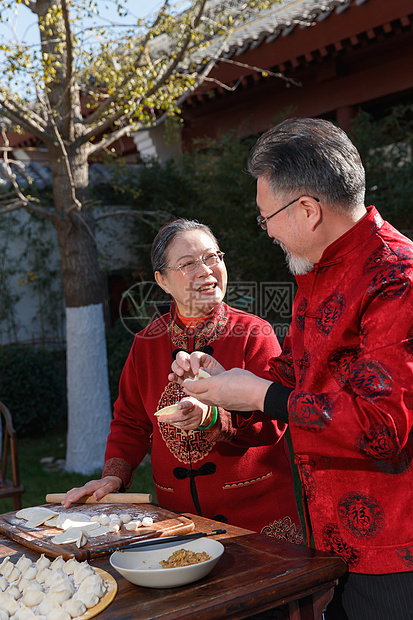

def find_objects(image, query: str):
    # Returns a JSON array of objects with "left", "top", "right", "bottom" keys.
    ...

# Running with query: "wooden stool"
[{"left": 0, "top": 401, "right": 25, "bottom": 510}]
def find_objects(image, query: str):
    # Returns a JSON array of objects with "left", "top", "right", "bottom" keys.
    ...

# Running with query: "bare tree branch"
[
  {"left": 0, "top": 125, "right": 58, "bottom": 221},
  {"left": 95, "top": 208, "right": 172, "bottom": 221},
  {"left": 82, "top": 0, "right": 171, "bottom": 130},
  {"left": 87, "top": 122, "right": 138, "bottom": 156},
  {"left": 0, "top": 93, "right": 50, "bottom": 143}
]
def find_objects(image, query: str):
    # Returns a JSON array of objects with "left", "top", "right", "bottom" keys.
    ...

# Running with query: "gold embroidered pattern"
[
  {"left": 261, "top": 516, "right": 304, "bottom": 545},
  {"left": 222, "top": 471, "right": 273, "bottom": 489},
  {"left": 156, "top": 381, "right": 216, "bottom": 464},
  {"left": 167, "top": 303, "right": 228, "bottom": 351}
]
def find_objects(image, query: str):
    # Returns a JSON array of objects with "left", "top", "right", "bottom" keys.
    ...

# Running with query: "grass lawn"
[{"left": 0, "top": 425, "right": 156, "bottom": 514}]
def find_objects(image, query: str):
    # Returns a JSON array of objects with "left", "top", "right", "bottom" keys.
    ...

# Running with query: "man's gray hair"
[{"left": 248, "top": 118, "right": 366, "bottom": 210}]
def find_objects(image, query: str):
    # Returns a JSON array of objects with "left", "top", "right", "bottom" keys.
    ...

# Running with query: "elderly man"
[{"left": 170, "top": 118, "right": 413, "bottom": 620}]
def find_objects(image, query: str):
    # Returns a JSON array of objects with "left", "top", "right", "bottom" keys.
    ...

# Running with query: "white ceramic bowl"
[{"left": 110, "top": 537, "right": 224, "bottom": 588}]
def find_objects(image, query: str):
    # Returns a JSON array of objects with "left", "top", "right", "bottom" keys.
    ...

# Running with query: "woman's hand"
[
  {"left": 61, "top": 476, "right": 122, "bottom": 509},
  {"left": 169, "top": 351, "right": 225, "bottom": 384},
  {"left": 157, "top": 398, "right": 212, "bottom": 431}
]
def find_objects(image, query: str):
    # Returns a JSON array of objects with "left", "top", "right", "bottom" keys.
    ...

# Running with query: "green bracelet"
[{"left": 198, "top": 406, "right": 218, "bottom": 431}]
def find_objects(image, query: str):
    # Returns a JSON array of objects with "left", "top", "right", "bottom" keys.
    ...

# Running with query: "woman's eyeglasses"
[{"left": 164, "top": 252, "right": 225, "bottom": 275}]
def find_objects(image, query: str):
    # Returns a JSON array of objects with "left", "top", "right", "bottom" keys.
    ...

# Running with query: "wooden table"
[{"left": 0, "top": 512, "right": 347, "bottom": 620}]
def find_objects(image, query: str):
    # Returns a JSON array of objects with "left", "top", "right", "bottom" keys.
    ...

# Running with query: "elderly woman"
[{"left": 64, "top": 219, "right": 302, "bottom": 541}]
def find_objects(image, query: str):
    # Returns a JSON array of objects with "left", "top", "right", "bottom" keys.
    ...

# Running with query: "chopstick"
[{"left": 92, "top": 529, "right": 226, "bottom": 558}]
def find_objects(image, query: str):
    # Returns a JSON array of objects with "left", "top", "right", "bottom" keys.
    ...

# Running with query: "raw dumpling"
[
  {"left": 73, "top": 564, "right": 95, "bottom": 585},
  {"left": 36, "top": 554, "right": 51, "bottom": 571},
  {"left": 0, "top": 575, "right": 7, "bottom": 591},
  {"left": 62, "top": 558, "right": 80, "bottom": 575},
  {"left": 13, "top": 604, "right": 39, "bottom": 619},
  {"left": 16, "top": 555, "right": 32, "bottom": 573},
  {"left": 17, "top": 574, "right": 30, "bottom": 593},
  {"left": 46, "top": 607, "right": 71, "bottom": 620},
  {"left": 36, "top": 566, "right": 52, "bottom": 584},
  {"left": 21, "top": 586, "right": 45, "bottom": 607},
  {"left": 78, "top": 574, "right": 106, "bottom": 598},
  {"left": 4, "top": 584, "right": 21, "bottom": 600},
  {"left": 1, "top": 559, "right": 16, "bottom": 580},
  {"left": 62, "top": 597, "right": 87, "bottom": 617},
  {"left": 50, "top": 556, "right": 66, "bottom": 571},
  {"left": 73, "top": 589, "right": 100, "bottom": 609},
  {"left": 1, "top": 595, "right": 20, "bottom": 614},
  {"left": 48, "top": 582, "right": 74, "bottom": 604},
  {"left": 22, "top": 565, "right": 37, "bottom": 580},
  {"left": 45, "top": 568, "right": 70, "bottom": 589},
  {"left": 37, "top": 596, "right": 60, "bottom": 615}
]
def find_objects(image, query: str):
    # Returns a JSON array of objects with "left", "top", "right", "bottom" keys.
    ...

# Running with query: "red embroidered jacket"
[
  {"left": 269, "top": 206, "right": 413, "bottom": 574},
  {"left": 104, "top": 302, "right": 302, "bottom": 541}
]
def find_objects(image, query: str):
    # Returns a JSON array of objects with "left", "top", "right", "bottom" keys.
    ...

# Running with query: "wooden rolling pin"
[{"left": 45, "top": 492, "right": 152, "bottom": 504}]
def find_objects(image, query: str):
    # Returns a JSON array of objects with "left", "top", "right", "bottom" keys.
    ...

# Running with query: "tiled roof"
[{"left": 201, "top": 0, "right": 369, "bottom": 59}]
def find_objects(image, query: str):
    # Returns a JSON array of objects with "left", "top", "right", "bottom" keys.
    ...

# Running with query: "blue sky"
[{"left": 0, "top": 1, "right": 179, "bottom": 46}]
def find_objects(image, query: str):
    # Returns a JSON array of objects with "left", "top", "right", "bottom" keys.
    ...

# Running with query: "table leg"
[{"left": 288, "top": 586, "right": 335, "bottom": 620}]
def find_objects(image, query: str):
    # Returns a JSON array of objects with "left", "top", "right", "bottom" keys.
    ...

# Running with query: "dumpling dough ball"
[
  {"left": 62, "top": 597, "right": 87, "bottom": 617},
  {"left": 120, "top": 513, "right": 132, "bottom": 524},
  {"left": 142, "top": 516, "right": 154, "bottom": 527},
  {"left": 108, "top": 513, "right": 119, "bottom": 520},
  {"left": 100, "top": 515, "right": 110, "bottom": 526},
  {"left": 108, "top": 522, "right": 120, "bottom": 533},
  {"left": 90, "top": 515, "right": 100, "bottom": 523},
  {"left": 125, "top": 520, "right": 141, "bottom": 530}
]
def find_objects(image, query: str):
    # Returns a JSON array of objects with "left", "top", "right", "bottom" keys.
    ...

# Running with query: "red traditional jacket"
[
  {"left": 104, "top": 302, "right": 302, "bottom": 542},
  {"left": 269, "top": 206, "right": 413, "bottom": 574}
]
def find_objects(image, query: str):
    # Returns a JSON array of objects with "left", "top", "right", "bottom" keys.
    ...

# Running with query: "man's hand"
[
  {"left": 169, "top": 351, "right": 225, "bottom": 384},
  {"left": 182, "top": 367, "right": 271, "bottom": 412}
]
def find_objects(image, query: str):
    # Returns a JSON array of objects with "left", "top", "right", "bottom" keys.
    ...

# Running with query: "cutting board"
[{"left": 0, "top": 503, "right": 195, "bottom": 561}]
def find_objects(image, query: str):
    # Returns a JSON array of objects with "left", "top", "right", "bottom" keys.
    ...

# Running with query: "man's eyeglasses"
[
  {"left": 164, "top": 252, "right": 225, "bottom": 275},
  {"left": 257, "top": 196, "right": 320, "bottom": 230}
]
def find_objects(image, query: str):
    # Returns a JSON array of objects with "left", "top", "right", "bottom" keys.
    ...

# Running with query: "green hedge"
[{"left": 0, "top": 345, "right": 66, "bottom": 438}]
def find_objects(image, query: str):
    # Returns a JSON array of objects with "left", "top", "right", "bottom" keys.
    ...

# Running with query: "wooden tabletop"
[{"left": 0, "top": 512, "right": 348, "bottom": 620}]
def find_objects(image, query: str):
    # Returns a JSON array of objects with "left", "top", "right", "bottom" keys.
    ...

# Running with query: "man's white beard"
[{"left": 273, "top": 239, "right": 314, "bottom": 276}]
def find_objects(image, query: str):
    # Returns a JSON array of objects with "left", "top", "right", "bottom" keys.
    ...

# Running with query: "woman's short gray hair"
[
  {"left": 151, "top": 219, "right": 219, "bottom": 273},
  {"left": 248, "top": 117, "right": 366, "bottom": 211}
]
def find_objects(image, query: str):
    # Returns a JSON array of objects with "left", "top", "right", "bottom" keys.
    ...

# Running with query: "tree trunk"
[{"left": 52, "top": 145, "right": 111, "bottom": 474}]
